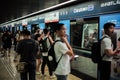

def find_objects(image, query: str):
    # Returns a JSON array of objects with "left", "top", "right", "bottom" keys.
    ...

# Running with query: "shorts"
[{"left": 36, "top": 52, "right": 42, "bottom": 59}]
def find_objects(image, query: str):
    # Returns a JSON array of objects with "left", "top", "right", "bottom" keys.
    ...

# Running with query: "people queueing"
[
  {"left": 40, "top": 29, "right": 55, "bottom": 79},
  {"left": 1, "top": 30, "right": 12, "bottom": 57},
  {"left": 34, "top": 29, "right": 42, "bottom": 75},
  {"left": 16, "top": 30, "right": 39, "bottom": 80},
  {"left": 54, "top": 23, "right": 74, "bottom": 80},
  {"left": 99, "top": 22, "right": 118, "bottom": 80}
]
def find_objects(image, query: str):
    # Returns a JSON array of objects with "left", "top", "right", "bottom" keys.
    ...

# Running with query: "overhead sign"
[
  {"left": 45, "top": 12, "right": 59, "bottom": 23},
  {"left": 100, "top": 0, "right": 120, "bottom": 13},
  {"left": 69, "top": 1, "right": 99, "bottom": 19},
  {"left": 22, "top": 19, "right": 28, "bottom": 26},
  {"left": 28, "top": 16, "right": 40, "bottom": 25},
  {"left": 38, "top": 14, "right": 44, "bottom": 23},
  {"left": 59, "top": 8, "right": 70, "bottom": 20}
]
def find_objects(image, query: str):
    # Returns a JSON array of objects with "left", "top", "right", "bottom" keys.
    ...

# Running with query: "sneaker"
[
  {"left": 36, "top": 71, "right": 40, "bottom": 75},
  {"left": 41, "top": 74, "right": 46, "bottom": 77},
  {"left": 50, "top": 75, "right": 56, "bottom": 79}
]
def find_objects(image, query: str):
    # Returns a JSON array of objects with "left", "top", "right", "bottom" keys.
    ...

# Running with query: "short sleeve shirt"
[
  {"left": 54, "top": 37, "right": 71, "bottom": 75},
  {"left": 16, "top": 39, "right": 39, "bottom": 62},
  {"left": 101, "top": 35, "right": 113, "bottom": 61}
]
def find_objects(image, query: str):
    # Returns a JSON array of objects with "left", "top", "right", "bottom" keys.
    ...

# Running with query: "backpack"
[
  {"left": 48, "top": 40, "right": 63, "bottom": 71},
  {"left": 91, "top": 36, "right": 108, "bottom": 63},
  {"left": 39, "top": 37, "right": 48, "bottom": 52}
]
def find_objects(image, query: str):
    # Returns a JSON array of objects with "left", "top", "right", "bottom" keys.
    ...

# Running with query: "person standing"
[
  {"left": 0, "top": 30, "right": 3, "bottom": 55},
  {"left": 40, "top": 29, "right": 54, "bottom": 79},
  {"left": 13, "top": 30, "right": 21, "bottom": 62},
  {"left": 99, "top": 22, "right": 117, "bottom": 80},
  {"left": 16, "top": 30, "right": 39, "bottom": 80},
  {"left": 2, "top": 30, "right": 12, "bottom": 57},
  {"left": 54, "top": 23, "right": 74, "bottom": 80},
  {"left": 34, "top": 29, "right": 42, "bottom": 75}
]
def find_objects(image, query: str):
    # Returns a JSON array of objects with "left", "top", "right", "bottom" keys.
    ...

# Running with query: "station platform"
[{"left": 0, "top": 48, "right": 81, "bottom": 80}]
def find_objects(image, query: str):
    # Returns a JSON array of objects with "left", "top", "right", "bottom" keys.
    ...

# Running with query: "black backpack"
[
  {"left": 48, "top": 40, "right": 63, "bottom": 71},
  {"left": 39, "top": 37, "right": 48, "bottom": 52},
  {"left": 91, "top": 36, "right": 108, "bottom": 63}
]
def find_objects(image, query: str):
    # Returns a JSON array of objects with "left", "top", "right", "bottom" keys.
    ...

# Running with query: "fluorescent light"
[{"left": 1, "top": 0, "right": 76, "bottom": 25}]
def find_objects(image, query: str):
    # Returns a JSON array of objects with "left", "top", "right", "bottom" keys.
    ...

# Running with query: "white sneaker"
[
  {"left": 42, "top": 74, "right": 46, "bottom": 77},
  {"left": 50, "top": 75, "right": 56, "bottom": 79},
  {"left": 36, "top": 71, "right": 40, "bottom": 75}
]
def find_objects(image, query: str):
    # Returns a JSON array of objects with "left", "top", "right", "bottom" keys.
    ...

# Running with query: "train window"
[{"left": 70, "top": 17, "right": 98, "bottom": 50}]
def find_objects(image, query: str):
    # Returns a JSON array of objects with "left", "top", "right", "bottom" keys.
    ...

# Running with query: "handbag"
[
  {"left": 113, "top": 60, "right": 120, "bottom": 74},
  {"left": 16, "top": 62, "right": 28, "bottom": 73}
]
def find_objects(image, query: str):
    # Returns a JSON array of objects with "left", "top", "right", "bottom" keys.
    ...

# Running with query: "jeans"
[{"left": 55, "top": 74, "right": 68, "bottom": 80}]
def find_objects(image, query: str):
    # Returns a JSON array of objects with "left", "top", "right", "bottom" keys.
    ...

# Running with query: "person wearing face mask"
[{"left": 98, "top": 22, "right": 117, "bottom": 80}]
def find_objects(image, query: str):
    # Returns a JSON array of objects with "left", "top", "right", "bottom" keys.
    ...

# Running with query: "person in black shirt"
[
  {"left": 16, "top": 30, "right": 39, "bottom": 80},
  {"left": 2, "top": 30, "right": 12, "bottom": 57}
]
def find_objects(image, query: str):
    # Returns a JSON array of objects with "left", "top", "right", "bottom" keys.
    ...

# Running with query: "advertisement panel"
[
  {"left": 59, "top": 20, "right": 70, "bottom": 42},
  {"left": 45, "top": 11, "right": 59, "bottom": 23},
  {"left": 100, "top": 13, "right": 120, "bottom": 38},
  {"left": 27, "top": 25, "right": 31, "bottom": 32},
  {"left": 39, "top": 23, "right": 45, "bottom": 34}
]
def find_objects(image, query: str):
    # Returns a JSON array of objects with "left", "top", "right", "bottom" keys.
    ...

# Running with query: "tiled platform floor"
[{"left": 0, "top": 49, "right": 81, "bottom": 80}]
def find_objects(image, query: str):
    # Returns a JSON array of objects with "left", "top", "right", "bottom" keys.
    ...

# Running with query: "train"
[{"left": 0, "top": 0, "right": 120, "bottom": 80}]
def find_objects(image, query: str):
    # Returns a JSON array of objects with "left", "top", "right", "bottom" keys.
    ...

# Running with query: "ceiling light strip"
[{"left": 1, "top": 0, "right": 76, "bottom": 25}]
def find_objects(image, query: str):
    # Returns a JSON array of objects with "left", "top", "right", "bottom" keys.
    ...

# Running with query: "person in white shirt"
[
  {"left": 99, "top": 22, "right": 117, "bottom": 80},
  {"left": 54, "top": 23, "right": 74, "bottom": 80}
]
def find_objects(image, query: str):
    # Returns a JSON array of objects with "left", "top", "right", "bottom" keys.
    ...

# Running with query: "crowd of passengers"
[
  {"left": 0, "top": 23, "right": 74, "bottom": 80},
  {"left": 0, "top": 22, "right": 119, "bottom": 80}
]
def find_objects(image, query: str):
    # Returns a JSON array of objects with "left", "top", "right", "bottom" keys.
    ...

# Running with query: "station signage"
[
  {"left": 31, "top": 16, "right": 39, "bottom": 24},
  {"left": 45, "top": 11, "right": 59, "bottom": 23},
  {"left": 69, "top": 1, "right": 99, "bottom": 19},
  {"left": 22, "top": 19, "right": 28, "bottom": 26},
  {"left": 59, "top": 8, "right": 70, "bottom": 20},
  {"left": 100, "top": 0, "right": 120, "bottom": 13},
  {"left": 28, "top": 16, "right": 39, "bottom": 25},
  {"left": 38, "top": 14, "right": 44, "bottom": 23},
  {"left": 14, "top": 21, "right": 21, "bottom": 27}
]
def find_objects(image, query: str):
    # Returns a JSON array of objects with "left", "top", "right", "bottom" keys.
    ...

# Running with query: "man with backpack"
[
  {"left": 54, "top": 23, "right": 74, "bottom": 80},
  {"left": 99, "top": 22, "right": 117, "bottom": 80},
  {"left": 40, "top": 29, "right": 54, "bottom": 79}
]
